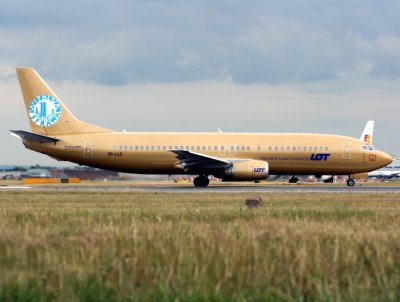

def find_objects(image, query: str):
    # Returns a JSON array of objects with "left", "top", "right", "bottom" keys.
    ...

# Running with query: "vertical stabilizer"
[
  {"left": 16, "top": 67, "right": 110, "bottom": 135},
  {"left": 360, "top": 120, "right": 374, "bottom": 145}
]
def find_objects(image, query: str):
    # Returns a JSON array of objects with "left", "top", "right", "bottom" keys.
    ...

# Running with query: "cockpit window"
[{"left": 361, "top": 145, "right": 375, "bottom": 151}]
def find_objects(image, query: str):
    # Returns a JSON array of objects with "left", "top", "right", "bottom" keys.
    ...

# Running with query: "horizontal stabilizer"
[{"left": 9, "top": 130, "right": 59, "bottom": 143}]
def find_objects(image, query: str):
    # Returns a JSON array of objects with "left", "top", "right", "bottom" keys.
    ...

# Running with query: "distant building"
[
  {"left": 1, "top": 172, "right": 22, "bottom": 180},
  {"left": 1, "top": 166, "right": 119, "bottom": 180}
]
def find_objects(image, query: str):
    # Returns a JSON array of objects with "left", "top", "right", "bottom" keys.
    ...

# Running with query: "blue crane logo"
[{"left": 29, "top": 95, "right": 61, "bottom": 126}]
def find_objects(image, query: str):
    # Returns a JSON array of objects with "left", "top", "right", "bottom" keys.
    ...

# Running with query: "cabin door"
[
  {"left": 84, "top": 140, "right": 93, "bottom": 158},
  {"left": 342, "top": 141, "right": 351, "bottom": 160}
]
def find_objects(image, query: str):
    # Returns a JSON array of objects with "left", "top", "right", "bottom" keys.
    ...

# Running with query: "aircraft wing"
[{"left": 169, "top": 150, "right": 231, "bottom": 171}]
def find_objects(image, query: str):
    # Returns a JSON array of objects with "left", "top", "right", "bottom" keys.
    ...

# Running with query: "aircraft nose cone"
[
  {"left": 380, "top": 151, "right": 393, "bottom": 166},
  {"left": 384, "top": 153, "right": 393, "bottom": 165}
]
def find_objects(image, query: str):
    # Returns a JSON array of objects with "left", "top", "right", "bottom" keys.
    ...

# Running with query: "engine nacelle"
[{"left": 223, "top": 160, "right": 269, "bottom": 181}]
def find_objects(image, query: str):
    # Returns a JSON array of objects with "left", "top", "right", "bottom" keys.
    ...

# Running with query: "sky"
[{"left": 1, "top": 0, "right": 399, "bottom": 166}]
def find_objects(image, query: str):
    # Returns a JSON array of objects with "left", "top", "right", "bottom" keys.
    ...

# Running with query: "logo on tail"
[
  {"left": 363, "top": 134, "right": 371, "bottom": 145},
  {"left": 29, "top": 95, "right": 61, "bottom": 126}
]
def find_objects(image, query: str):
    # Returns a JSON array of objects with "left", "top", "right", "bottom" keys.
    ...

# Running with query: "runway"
[{"left": 3, "top": 184, "right": 400, "bottom": 193}]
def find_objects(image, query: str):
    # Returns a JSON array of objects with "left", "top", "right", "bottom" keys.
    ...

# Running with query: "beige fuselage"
[{"left": 24, "top": 132, "right": 390, "bottom": 176}]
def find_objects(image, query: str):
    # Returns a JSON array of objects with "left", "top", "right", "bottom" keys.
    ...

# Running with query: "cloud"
[
  {"left": 0, "top": 1, "right": 399, "bottom": 165},
  {"left": 0, "top": 66, "right": 14, "bottom": 79},
  {"left": 0, "top": 1, "right": 399, "bottom": 85}
]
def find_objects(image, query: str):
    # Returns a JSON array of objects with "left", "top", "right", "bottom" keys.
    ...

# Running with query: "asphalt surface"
[{"left": 3, "top": 184, "right": 400, "bottom": 193}]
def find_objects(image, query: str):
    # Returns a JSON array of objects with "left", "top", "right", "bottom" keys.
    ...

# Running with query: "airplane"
[
  {"left": 10, "top": 67, "right": 392, "bottom": 187},
  {"left": 368, "top": 156, "right": 400, "bottom": 179}
]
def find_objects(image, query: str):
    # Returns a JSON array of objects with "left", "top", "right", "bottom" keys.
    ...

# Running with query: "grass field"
[{"left": 0, "top": 191, "right": 400, "bottom": 301}]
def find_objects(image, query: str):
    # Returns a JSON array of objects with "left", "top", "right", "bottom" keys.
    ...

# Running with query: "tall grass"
[{"left": 0, "top": 191, "right": 399, "bottom": 301}]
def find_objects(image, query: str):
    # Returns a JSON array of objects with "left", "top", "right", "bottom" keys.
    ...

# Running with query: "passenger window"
[
  {"left": 268, "top": 146, "right": 272, "bottom": 151},
  {"left": 275, "top": 146, "right": 279, "bottom": 151},
  {"left": 325, "top": 147, "right": 328, "bottom": 151},
  {"left": 246, "top": 146, "right": 250, "bottom": 151},
  {"left": 319, "top": 147, "right": 323, "bottom": 151},
  {"left": 140, "top": 146, "right": 144, "bottom": 151},
  {"left": 292, "top": 146, "right": 296, "bottom": 151},
  {"left": 197, "top": 146, "right": 200, "bottom": 151},
  {"left": 241, "top": 146, "right": 245, "bottom": 151},
  {"left": 119, "top": 146, "right": 122, "bottom": 150},
  {"left": 314, "top": 147, "right": 318, "bottom": 151},
  {"left": 286, "top": 146, "right": 291, "bottom": 151},
  {"left": 163, "top": 146, "right": 166, "bottom": 150},
  {"left": 113, "top": 146, "right": 117, "bottom": 150},
  {"left": 203, "top": 146, "right": 206, "bottom": 151},
  {"left": 214, "top": 146, "right": 218, "bottom": 151},
  {"left": 191, "top": 146, "right": 195, "bottom": 150},
  {"left": 129, "top": 146, "right": 133, "bottom": 150}
]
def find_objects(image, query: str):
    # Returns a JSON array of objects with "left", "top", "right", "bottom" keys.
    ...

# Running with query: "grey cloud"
[{"left": 0, "top": 1, "right": 399, "bottom": 85}]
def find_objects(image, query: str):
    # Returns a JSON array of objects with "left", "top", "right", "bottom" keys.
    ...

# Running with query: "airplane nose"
[{"left": 380, "top": 151, "right": 393, "bottom": 166}]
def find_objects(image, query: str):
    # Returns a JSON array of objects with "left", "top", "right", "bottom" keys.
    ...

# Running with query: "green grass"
[{"left": 0, "top": 191, "right": 400, "bottom": 301}]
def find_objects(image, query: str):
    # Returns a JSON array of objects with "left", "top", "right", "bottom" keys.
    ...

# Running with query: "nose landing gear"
[
  {"left": 346, "top": 178, "right": 355, "bottom": 187},
  {"left": 193, "top": 175, "right": 210, "bottom": 187}
]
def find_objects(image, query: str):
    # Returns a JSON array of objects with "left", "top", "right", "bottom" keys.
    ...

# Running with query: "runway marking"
[{"left": 0, "top": 186, "right": 32, "bottom": 189}]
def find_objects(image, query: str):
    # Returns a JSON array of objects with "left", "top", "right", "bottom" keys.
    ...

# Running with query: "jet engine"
[{"left": 223, "top": 160, "right": 269, "bottom": 181}]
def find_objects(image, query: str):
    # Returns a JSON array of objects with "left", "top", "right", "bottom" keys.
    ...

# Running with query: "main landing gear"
[
  {"left": 193, "top": 175, "right": 210, "bottom": 187},
  {"left": 288, "top": 176, "right": 299, "bottom": 184},
  {"left": 346, "top": 178, "right": 355, "bottom": 187}
]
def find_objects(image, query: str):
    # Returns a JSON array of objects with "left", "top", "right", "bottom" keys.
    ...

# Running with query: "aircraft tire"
[
  {"left": 346, "top": 179, "right": 355, "bottom": 187},
  {"left": 289, "top": 177, "right": 298, "bottom": 184},
  {"left": 194, "top": 176, "right": 210, "bottom": 187}
]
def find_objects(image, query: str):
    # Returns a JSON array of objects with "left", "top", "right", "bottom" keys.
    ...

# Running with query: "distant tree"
[{"left": 13, "top": 166, "right": 27, "bottom": 172}]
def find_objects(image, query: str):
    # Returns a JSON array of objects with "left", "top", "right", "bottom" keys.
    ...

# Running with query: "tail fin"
[
  {"left": 16, "top": 67, "right": 110, "bottom": 135},
  {"left": 360, "top": 120, "right": 374, "bottom": 145}
]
